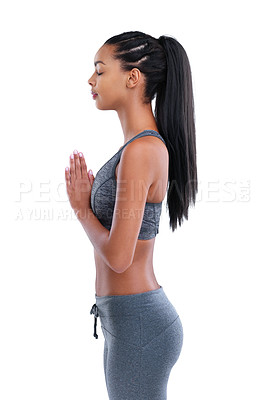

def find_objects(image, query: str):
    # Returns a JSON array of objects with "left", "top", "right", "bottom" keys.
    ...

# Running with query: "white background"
[{"left": 1, "top": 0, "right": 264, "bottom": 399}]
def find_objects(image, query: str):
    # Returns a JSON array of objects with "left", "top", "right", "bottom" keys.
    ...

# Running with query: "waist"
[
  {"left": 95, "top": 247, "right": 159, "bottom": 296},
  {"left": 89, "top": 285, "right": 181, "bottom": 342},
  {"left": 94, "top": 286, "right": 178, "bottom": 318}
]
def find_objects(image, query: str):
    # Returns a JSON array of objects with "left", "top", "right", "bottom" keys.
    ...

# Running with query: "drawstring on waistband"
[{"left": 90, "top": 303, "right": 99, "bottom": 339}]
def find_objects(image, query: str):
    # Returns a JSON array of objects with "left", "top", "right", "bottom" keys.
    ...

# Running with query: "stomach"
[{"left": 94, "top": 237, "right": 161, "bottom": 296}]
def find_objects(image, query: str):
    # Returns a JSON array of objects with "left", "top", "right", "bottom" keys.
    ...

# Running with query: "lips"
[{"left": 91, "top": 90, "right": 98, "bottom": 100}]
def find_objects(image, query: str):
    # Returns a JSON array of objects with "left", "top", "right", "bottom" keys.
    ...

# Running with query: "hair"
[{"left": 104, "top": 31, "right": 197, "bottom": 232}]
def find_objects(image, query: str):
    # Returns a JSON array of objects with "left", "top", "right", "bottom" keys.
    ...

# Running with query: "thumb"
[{"left": 88, "top": 169, "right": 94, "bottom": 184}]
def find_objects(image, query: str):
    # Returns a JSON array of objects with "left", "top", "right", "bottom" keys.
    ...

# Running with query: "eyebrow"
[{"left": 94, "top": 61, "right": 106, "bottom": 66}]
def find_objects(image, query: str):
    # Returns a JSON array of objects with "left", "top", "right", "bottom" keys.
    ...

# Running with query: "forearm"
[{"left": 76, "top": 207, "right": 111, "bottom": 268}]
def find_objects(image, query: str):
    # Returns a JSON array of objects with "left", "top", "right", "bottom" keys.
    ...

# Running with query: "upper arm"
[{"left": 106, "top": 140, "right": 155, "bottom": 273}]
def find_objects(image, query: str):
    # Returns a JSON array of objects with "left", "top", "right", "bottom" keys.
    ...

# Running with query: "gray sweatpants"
[{"left": 90, "top": 286, "right": 183, "bottom": 399}]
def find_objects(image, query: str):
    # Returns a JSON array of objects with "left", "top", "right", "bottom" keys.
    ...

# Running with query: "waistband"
[{"left": 90, "top": 286, "right": 170, "bottom": 339}]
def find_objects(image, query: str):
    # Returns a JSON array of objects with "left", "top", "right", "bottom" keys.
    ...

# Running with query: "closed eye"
[{"left": 96, "top": 72, "right": 103, "bottom": 76}]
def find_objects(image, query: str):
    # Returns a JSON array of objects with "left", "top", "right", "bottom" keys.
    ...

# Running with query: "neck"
[{"left": 115, "top": 98, "right": 158, "bottom": 145}]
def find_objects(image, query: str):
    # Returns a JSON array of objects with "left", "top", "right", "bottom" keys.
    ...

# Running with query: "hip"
[{"left": 92, "top": 286, "right": 182, "bottom": 347}]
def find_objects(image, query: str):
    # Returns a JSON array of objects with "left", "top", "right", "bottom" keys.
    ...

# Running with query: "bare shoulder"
[
  {"left": 119, "top": 134, "right": 168, "bottom": 187},
  {"left": 119, "top": 137, "right": 155, "bottom": 182},
  {"left": 123, "top": 133, "right": 168, "bottom": 158},
  {"left": 134, "top": 134, "right": 169, "bottom": 169}
]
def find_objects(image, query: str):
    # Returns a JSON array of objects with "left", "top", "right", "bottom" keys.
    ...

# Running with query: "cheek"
[
  {"left": 97, "top": 73, "right": 127, "bottom": 108},
  {"left": 112, "top": 80, "right": 127, "bottom": 101},
  {"left": 104, "top": 79, "right": 124, "bottom": 100}
]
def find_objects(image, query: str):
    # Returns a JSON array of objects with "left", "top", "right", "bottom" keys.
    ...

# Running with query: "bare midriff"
[{"left": 94, "top": 238, "right": 161, "bottom": 296}]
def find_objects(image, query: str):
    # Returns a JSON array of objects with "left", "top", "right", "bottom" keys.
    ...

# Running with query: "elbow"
[
  {"left": 104, "top": 235, "right": 134, "bottom": 273},
  {"left": 111, "top": 264, "right": 130, "bottom": 274},
  {"left": 107, "top": 254, "right": 133, "bottom": 274}
]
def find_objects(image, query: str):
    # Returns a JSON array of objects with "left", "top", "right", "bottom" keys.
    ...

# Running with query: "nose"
[{"left": 88, "top": 72, "right": 96, "bottom": 87}]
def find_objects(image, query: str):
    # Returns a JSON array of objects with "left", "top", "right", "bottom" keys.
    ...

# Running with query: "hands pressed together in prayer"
[{"left": 65, "top": 149, "right": 95, "bottom": 219}]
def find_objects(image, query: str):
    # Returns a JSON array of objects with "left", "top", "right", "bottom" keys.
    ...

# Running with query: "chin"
[
  {"left": 96, "top": 102, "right": 115, "bottom": 111},
  {"left": 94, "top": 95, "right": 120, "bottom": 111}
]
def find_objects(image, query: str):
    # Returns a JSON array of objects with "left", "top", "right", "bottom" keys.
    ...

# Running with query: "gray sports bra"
[{"left": 90, "top": 130, "right": 167, "bottom": 240}]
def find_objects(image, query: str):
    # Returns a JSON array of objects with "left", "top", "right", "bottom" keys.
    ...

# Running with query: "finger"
[
  {"left": 70, "top": 153, "right": 75, "bottom": 182},
  {"left": 88, "top": 169, "right": 94, "bottom": 185},
  {"left": 65, "top": 167, "right": 71, "bottom": 190},
  {"left": 79, "top": 152, "right": 88, "bottom": 179},
  {"left": 74, "top": 150, "right": 82, "bottom": 180}
]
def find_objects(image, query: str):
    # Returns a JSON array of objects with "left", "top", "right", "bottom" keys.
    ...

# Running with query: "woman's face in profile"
[{"left": 88, "top": 44, "right": 129, "bottom": 111}]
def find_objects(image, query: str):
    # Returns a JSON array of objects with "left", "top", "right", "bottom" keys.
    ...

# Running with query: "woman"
[{"left": 65, "top": 31, "right": 197, "bottom": 400}]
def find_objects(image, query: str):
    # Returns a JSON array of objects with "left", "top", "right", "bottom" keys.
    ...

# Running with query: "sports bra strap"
[{"left": 119, "top": 130, "right": 166, "bottom": 152}]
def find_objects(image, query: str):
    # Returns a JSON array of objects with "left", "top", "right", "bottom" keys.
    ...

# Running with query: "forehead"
[{"left": 94, "top": 45, "right": 115, "bottom": 65}]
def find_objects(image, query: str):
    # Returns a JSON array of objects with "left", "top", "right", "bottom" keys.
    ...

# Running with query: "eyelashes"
[{"left": 96, "top": 72, "right": 103, "bottom": 76}]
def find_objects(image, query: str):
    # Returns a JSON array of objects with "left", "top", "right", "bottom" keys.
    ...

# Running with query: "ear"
[{"left": 127, "top": 68, "right": 141, "bottom": 89}]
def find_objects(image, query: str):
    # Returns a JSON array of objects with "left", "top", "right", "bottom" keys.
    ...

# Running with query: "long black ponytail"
[{"left": 104, "top": 31, "right": 197, "bottom": 231}]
